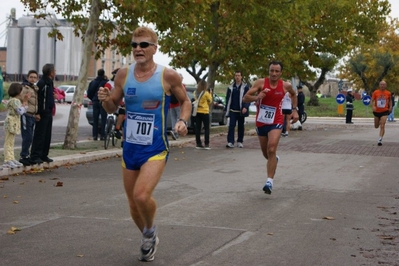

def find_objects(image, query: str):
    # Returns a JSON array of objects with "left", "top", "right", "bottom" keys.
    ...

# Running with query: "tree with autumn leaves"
[
  {"left": 21, "top": 0, "right": 392, "bottom": 148},
  {"left": 340, "top": 18, "right": 399, "bottom": 95}
]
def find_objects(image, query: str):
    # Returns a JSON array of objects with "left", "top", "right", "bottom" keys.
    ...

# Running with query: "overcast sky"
[{"left": 1, "top": 0, "right": 399, "bottom": 84}]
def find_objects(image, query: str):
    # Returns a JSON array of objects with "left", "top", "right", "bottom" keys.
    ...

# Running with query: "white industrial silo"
[
  {"left": 17, "top": 16, "right": 36, "bottom": 27},
  {"left": 55, "top": 26, "right": 73, "bottom": 80},
  {"left": 38, "top": 27, "right": 55, "bottom": 69},
  {"left": 6, "top": 27, "right": 23, "bottom": 81},
  {"left": 70, "top": 32, "right": 83, "bottom": 78},
  {"left": 22, "top": 27, "right": 40, "bottom": 75}
]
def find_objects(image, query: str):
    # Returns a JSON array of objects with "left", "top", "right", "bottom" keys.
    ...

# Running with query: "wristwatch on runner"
[{"left": 178, "top": 118, "right": 188, "bottom": 127}]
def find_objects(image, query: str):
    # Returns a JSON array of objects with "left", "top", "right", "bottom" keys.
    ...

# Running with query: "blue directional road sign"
[
  {"left": 362, "top": 95, "right": 371, "bottom": 106},
  {"left": 336, "top": 93, "right": 345, "bottom": 104}
]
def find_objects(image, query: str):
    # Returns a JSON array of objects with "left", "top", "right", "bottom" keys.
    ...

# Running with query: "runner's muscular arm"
[
  {"left": 98, "top": 68, "right": 126, "bottom": 114},
  {"left": 243, "top": 79, "right": 264, "bottom": 103},
  {"left": 283, "top": 81, "right": 299, "bottom": 123},
  {"left": 164, "top": 68, "right": 191, "bottom": 136}
]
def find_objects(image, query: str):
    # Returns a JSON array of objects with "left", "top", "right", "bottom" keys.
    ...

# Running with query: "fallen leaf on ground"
[
  {"left": 267, "top": 233, "right": 274, "bottom": 235},
  {"left": 378, "top": 235, "right": 395, "bottom": 240},
  {"left": 3, "top": 195, "right": 8, "bottom": 198},
  {"left": 1, "top": 177, "right": 9, "bottom": 180},
  {"left": 55, "top": 181, "right": 63, "bottom": 187},
  {"left": 77, "top": 254, "right": 84, "bottom": 257},
  {"left": 323, "top": 216, "right": 335, "bottom": 220},
  {"left": 7, "top": 226, "right": 21, "bottom": 234},
  {"left": 13, "top": 201, "right": 19, "bottom": 204}
]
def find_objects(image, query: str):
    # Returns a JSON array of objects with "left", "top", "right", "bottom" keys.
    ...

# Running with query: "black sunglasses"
[{"left": 131, "top": 41, "right": 156, "bottom": 48}]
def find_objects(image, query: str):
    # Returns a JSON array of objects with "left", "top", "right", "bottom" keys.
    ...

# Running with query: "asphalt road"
[{"left": 1, "top": 119, "right": 398, "bottom": 265}]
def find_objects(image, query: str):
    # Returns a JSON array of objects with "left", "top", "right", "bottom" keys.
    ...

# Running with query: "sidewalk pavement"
[{"left": 1, "top": 115, "right": 398, "bottom": 177}]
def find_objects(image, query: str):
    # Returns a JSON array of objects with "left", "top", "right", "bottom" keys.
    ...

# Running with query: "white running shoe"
[
  {"left": 12, "top": 160, "right": 23, "bottom": 167},
  {"left": 237, "top": 142, "right": 244, "bottom": 148},
  {"left": 139, "top": 234, "right": 159, "bottom": 262},
  {"left": 263, "top": 180, "right": 273, "bottom": 194},
  {"left": 226, "top": 142, "right": 234, "bottom": 148},
  {"left": 3, "top": 161, "right": 17, "bottom": 169}
]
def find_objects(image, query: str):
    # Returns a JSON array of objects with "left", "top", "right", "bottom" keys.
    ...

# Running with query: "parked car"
[
  {"left": 167, "top": 86, "right": 227, "bottom": 130},
  {"left": 58, "top": 85, "right": 76, "bottom": 103},
  {"left": 83, "top": 90, "right": 91, "bottom": 107},
  {"left": 86, "top": 101, "right": 98, "bottom": 126}
]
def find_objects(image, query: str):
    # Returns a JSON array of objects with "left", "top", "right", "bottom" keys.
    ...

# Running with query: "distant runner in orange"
[{"left": 371, "top": 80, "right": 392, "bottom": 146}]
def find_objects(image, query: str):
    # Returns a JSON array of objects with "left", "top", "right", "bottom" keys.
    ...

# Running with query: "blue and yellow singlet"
[{"left": 122, "top": 63, "right": 170, "bottom": 170}]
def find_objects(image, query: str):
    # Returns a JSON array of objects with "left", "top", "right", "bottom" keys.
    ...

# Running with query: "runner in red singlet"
[{"left": 243, "top": 61, "right": 298, "bottom": 195}]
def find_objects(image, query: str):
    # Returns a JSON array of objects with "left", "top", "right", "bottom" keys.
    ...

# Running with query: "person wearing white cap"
[{"left": 346, "top": 88, "right": 355, "bottom": 124}]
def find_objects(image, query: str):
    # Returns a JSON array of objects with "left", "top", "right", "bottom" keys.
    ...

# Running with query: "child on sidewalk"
[{"left": 3, "top": 83, "right": 30, "bottom": 169}]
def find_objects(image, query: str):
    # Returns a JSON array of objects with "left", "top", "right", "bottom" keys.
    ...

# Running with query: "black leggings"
[{"left": 195, "top": 113, "right": 210, "bottom": 146}]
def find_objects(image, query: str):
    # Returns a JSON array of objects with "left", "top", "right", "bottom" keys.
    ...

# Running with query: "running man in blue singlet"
[{"left": 98, "top": 26, "right": 192, "bottom": 262}]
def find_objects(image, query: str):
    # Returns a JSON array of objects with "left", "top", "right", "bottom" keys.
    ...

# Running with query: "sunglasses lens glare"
[{"left": 131, "top": 42, "right": 151, "bottom": 48}]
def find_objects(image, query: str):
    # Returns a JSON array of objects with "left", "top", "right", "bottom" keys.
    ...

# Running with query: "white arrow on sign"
[
  {"left": 363, "top": 98, "right": 371, "bottom": 103},
  {"left": 337, "top": 96, "right": 345, "bottom": 102}
]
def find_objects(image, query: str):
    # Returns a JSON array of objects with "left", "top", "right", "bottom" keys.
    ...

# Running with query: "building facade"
[{"left": 2, "top": 15, "right": 134, "bottom": 82}]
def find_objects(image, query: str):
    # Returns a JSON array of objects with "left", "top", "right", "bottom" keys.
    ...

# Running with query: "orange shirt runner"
[{"left": 372, "top": 89, "right": 391, "bottom": 113}]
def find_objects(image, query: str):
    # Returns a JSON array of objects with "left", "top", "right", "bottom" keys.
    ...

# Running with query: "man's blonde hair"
[{"left": 133, "top": 27, "right": 158, "bottom": 43}]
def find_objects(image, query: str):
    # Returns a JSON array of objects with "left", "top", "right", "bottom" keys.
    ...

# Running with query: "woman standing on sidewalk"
[{"left": 194, "top": 80, "right": 212, "bottom": 149}]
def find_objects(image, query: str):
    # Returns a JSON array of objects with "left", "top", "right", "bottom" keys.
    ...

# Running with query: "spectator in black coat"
[
  {"left": 87, "top": 69, "right": 108, "bottom": 140},
  {"left": 345, "top": 89, "right": 355, "bottom": 124},
  {"left": 29, "top": 64, "right": 56, "bottom": 164},
  {"left": 297, "top": 85, "right": 305, "bottom": 123}
]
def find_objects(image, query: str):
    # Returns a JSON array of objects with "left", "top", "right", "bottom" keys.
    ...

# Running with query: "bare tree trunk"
[{"left": 63, "top": 0, "right": 101, "bottom": 149}]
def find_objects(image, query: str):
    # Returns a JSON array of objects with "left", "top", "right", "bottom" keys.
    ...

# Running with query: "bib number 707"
[{"left": 136, "top": 121, "right": 152, "bottom": 135}]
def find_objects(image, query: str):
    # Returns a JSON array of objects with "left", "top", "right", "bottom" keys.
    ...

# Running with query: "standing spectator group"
[{"left": 2, "top": 64, "right": 56, "bottom": 169}]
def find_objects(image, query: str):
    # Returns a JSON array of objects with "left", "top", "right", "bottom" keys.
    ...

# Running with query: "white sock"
[
  {"left": 379, "top": 137, "right": 382, "bottom": 142},
  {"left": 267, "top": 177, "right": 274, "bottom": 185}
]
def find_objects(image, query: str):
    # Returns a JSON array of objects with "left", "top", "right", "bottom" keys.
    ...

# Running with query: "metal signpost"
[
  {"left": 362, "top": 95, "right": 371, "bottom": 116},
  {"left": 336, "top": 93, "right": 345, "bottom": 114}
]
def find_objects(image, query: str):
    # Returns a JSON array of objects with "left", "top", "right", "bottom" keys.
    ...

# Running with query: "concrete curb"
[
  {"left": 0, "top": 137, "right": 196, "bottom": 177},
  {"left": 0, "top": 149, "right": 123, "bottom": 177}
]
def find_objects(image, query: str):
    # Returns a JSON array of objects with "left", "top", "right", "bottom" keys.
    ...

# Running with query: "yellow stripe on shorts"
[{"left": 148, "top": 150, "right": 168, "bottom": 161}]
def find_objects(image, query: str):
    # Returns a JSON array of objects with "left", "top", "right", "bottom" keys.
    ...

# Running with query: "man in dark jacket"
[
  {"left": 30, "top": 64, "right": 56, "bottom": 164},
  {"left": 297, "top": 85, "right": 305, "bottom": 123},
  {"left": 224, "top": 71, "right": 250, "bottom": 148},
  {"left": 88, "top": 69, "right": 108, "bottom": 140},
  {"left": 19, "top": 70, "right": 39, "bottom": 166},
  {"left": 346, "top": 88, "right": 355, "bottom": 124}
]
